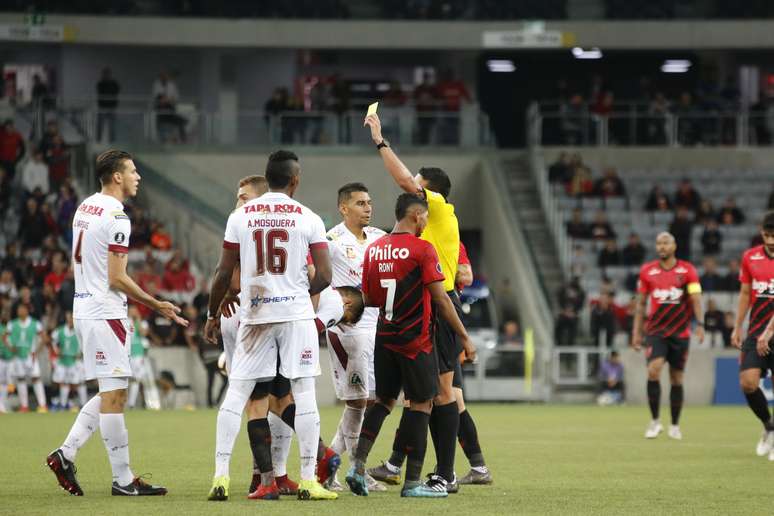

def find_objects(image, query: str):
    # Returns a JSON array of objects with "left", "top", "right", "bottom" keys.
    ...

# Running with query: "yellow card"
[{"left": 367, "top": 102, "right": 378, "bottom": 116}]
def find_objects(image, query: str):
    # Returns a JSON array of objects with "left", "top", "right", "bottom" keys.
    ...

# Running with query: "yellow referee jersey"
[{"left": 420, "top": 188, "right": 459, "bottom": 292}]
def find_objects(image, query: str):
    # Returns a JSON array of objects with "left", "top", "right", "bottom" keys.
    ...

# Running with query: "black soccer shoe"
[
  {"left": 112, "top": 477, "right": 168, "bottom": 496},
  {"left": 445, "top": 473, "right": 459, "bottom": 494},
  {"left": 46, "top": 449, "right": 83, "bottom": 496}
]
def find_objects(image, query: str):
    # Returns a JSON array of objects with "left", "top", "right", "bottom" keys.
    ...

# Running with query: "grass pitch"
[{"left": 1, "top": 404, "right": 771, "bottom": 515}]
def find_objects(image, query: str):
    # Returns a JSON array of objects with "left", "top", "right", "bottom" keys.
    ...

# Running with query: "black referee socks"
[{"left": 430, "top": 401, "right": 459, "bottom": 482}]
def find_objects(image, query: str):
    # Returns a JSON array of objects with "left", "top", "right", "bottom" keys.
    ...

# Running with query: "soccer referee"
[{"left": 364, "top": 113, "right": 476, "bottom": 491}]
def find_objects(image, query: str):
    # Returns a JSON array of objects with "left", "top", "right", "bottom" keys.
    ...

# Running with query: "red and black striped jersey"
[
  {"left": 637, "top": 259, "right": 701, "bottom": 339},
  {"left": 362, "top": 232, "right": 445, "bottom": 358},
  {"left": 740, "top": 245, "right": 774, "bottom": 338}
]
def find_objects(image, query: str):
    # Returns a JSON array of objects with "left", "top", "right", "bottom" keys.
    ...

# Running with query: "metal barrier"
[{"left": 552, "top": 346, "right": 606, "bottom": 387}]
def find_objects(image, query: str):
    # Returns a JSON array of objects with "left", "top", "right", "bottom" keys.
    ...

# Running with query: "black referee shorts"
[
  {"left": 374, "top": 342, "right": 438, "bottom": 403},
  {"left": 434, "top": 290, "right": 464, "bottom": 376}
]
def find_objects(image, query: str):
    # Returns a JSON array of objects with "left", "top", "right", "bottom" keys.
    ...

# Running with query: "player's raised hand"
[
  {"left": 364, "top": 113, "right": 383, "bottom": 144},
  {"left": 220, "top": 293, "right": 240, "bottom": 318},
  {"left": 156, "top": 301, "right": 189, "bottom": 327},
  {"left": 730, "top": 327, "right": 743, "bottom": 349},
  {"left": 630, "top": 332, "right": 642, "bottom": 351},
  {"left": 461, "top": 336, "right": 477, "bottom": 364},
  {"left": 204, "top": 317, "right": 221, "bottom": 344},
  {"left": 756, "top": 329, "right": 772, "bottom": 356}
]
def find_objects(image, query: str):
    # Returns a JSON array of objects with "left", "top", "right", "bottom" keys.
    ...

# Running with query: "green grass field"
[{"left": 2, "top": 404, "right": 772, "bottom": 515}]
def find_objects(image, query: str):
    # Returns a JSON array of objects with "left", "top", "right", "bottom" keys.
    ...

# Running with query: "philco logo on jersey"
[
  {"left": 251, "top": 295, "right": 297, "bottom": 307},
  {"left": 368, "top": 244, "right": 409, "bottom": 261},
  {"left": 243, "top": 203, "right": 302, "bottom": 214},
  {"left": 752, "top": 279, "right": 774, "bottom": 297},
  {"left": 653, "top": 287, "right": 683, "bottom": 304},
  {"left": 78, "top": 204, "right": 104, "bottom": 216}
]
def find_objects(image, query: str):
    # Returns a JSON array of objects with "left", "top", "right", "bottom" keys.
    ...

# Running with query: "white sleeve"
[
  {"left": 223, "top": 212, "right": 239, "bottom": 247},
  {"left": 307, "top": 214, "right": 327, "bottom": 248},
  {"left": 107, "top": 213, "right": 132, "bottom": 252},
  {"left": 316, "top": 288, "right": 344, "bottom": 328}
]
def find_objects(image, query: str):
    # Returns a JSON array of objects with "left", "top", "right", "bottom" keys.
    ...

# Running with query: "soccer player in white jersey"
[
  {"left": 46, "top": 150, "right": 188, "bottom": 497},
  {"left": 205, "top": 150, "right": 336, "bottom": 502},
  {"left": 322, "top": 182, "right": 386, "bottom": 491}
]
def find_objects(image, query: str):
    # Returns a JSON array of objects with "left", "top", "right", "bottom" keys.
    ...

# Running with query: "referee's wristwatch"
[{"left": 376, "top": 139, "right": 389, "bottom": 150}]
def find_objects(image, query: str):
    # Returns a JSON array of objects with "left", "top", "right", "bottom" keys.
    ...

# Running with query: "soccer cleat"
[
  {"left": 37, "top": 406, "right": 49, "bottom": 413},
  {"left": 297, "top": 479, "right": 338, "bottom": 500},
  {"left": 401, "top": 484, "right": 449, "bottom": 498},
  {"left": 247, "top": 481, "right": 280, "bottom": 500},
  {"left": 755, "top": 430, "right": 774, "bottom": 457},
  {"left": 324, "top": 475, "right": 344, "bottom": 492},
  {"left": 207, "top": 476, "right": 230, "bottom": 501},
  {"left": 112, "top": 477, "right": 168, "bottom": 496},
  {"left": 365, "top": 473, "right": 387, "bottom": 492},
  {"left": 644, "top": 420, "right": 663, "bottom": 439},
  {"left": 248, "top": 472, "right": 260, "bottom": 495},
  {"left": 458, "top": 468, "right": 493, "bottom": 485},
  {"left": 424, "top": 473, "right": 449, "bottom": 494},
  {"left": 668, "top": 425, "right": 683, "bottom": 440},
  {"left": 19, "top": 406, "right": 29, "bottom": 413},
  {"left": 367, "top": 461, "right": 401, "bottom": 485},
  {"left": 46, "top": 449, "right": 83, "bottom": 496},
  {"left": 316, "top": 448, "right": 341, "bottom": 485},
  {"left": 445, "top": 473, "right": 459, "bottom": 494},
  {"left": 275, "top": 474, "right": 299, "bottom": 495},
  {"left": 345, "top": 467, "right": 369, "bottom": 496}
]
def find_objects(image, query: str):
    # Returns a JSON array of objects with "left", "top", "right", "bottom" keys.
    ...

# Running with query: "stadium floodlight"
[
  {"left": 487, "top": 59, "right": 516, "bottom": 72},
  {"left": 571, "top": 47, "right": 603, "bottom": 59},
  {"left": 661, "top": 59, "right": 692, "bottom": 73}
]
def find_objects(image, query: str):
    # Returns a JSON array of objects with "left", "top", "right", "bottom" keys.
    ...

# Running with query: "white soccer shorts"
[
  {"left": 230, "top": 319, "right": 320, "bottom": 381},
  {"left": 52, "top": 361, "right": 85, "bottom": 384},
  {"left": 326, "top": 327, "right": 374, "bottom": 401},
  {"left": 0, "top": 359, "right": 11, "bottom": 384},
  {"left": 75, "top": 319, "right": 132, "bottom": 380},
  {"left": 9, "top": 355, "right": 42, "bottom": 380},
  {"left": 220, "top": 313, "right": 240, "bottom": 374}
]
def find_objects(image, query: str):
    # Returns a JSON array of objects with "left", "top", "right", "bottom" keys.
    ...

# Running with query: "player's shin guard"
[
  {"left": 247, "top": 418, "right": 275, "bottom": 486},
  {"left": 388, "top": 407, "right": 410, "bottom": 468},
  {"left": 100, "top": 413, "right": 134, "bottom": 486},
  {"left": 402, "top": 410, "right": 430, "bottom": 487},
  {"left": 647, "top": 380, "right": 661, "bottom": 420},
  {"left": 458, "top": 409, "right": 486, "bottom": 468},
  {"left": 430, "top": 402, "right": 459, "bottom": 482},
  {"left": 214, "top": 380, "right": 252, "bottom": 478},
  {"left": 268, "top": 411, "right": 292, "bottom": 477},
  {"left": 745, "top": 388, "right": 774, "bottom": 430},
  {"left": 353, "top": 403, "right": 391, "bottom": 475},
  {"left": 290, "top": 378, "right": 321, "bottom": 481},
  {"left": 61, "top": 395, "right": 101, "bottom": 462},
  {"left": 669, "top": 385, "right": 684, "bottom": 425}
]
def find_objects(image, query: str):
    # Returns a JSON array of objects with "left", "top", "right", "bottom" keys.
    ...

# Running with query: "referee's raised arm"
[{"left": 364, "top": 113, "right": 423, "bottom": 195}]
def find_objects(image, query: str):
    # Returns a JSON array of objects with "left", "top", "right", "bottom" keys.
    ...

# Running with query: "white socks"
[
  {"left": 291, "top": 378, "right": 320, "bottom": 481},
  {"left": 17, "top": 381, "right": 29, "bottom": 408},
  {"left": 60, "top": 385, "right": 71, "bottom": 407},
  {"left": 338, "top": 405, "right": 365, "bottom": 461},
  {"left": 77, "top": 385, "right": 87, "bottom": 406},
  {"left": 33, "top": 380, "right": 46, "bottom": 408},
  {"left": 214, "top": 380, "right": 252, "bottom": 478},
  {"left": 0, "top": 384, "right": 7, "bottom": 412},
  {"left": 128, "top": 382, "right": 140, "bottom": 408},
  {"left": 61, "top": 395, "right": 101, "bottom": 462},
  {"left": 100, "top": 413, "right": 134, "bottom": 486},
  {"left": 268, "top": 411, "right": 293, "bottom": 477}
]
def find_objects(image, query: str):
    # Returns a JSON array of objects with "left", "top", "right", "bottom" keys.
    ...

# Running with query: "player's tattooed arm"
[
  {"left": 630, "top": 293, "right": 647, "bottom": 351},
  {"left": 731, "top": 283, "right": 751, "bottom": 349}
]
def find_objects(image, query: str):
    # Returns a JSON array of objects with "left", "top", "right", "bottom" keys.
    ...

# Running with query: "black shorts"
[
  {"left": 434, "top": 290, "right": 464, "bottom": 375},
  {"left": 452, "top": 360, "right": 464, "bottom": 389},
  {"left": 645, "top": 335, "right": 689, "bottom": 371},
  {"left": 739, "top": 337, "right": 774, "bottom": 374},
  {"left": 375, "top": 343, "right": 438, "bottom": 403}
]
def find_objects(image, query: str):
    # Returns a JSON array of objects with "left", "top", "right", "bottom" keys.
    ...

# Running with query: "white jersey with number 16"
[
  {"left": 71, "top": 192, "right": 132, "bottom": 320},
  {"left": 223, "top": 191, "right": 327, "bottom": 325}
]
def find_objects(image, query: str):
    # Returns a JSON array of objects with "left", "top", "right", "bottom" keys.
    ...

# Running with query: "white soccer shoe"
[
  {"left": 366, "top": 473, "right": 387, "bottom": 492},
  {"left": 645, "top": 420, "right": 663, "bottom": 439},
  {"left": 667, "top": 425, "right": 682, "bottom": 440},
  {"left": 755, "top": 430, "right": 774, "bottom": 457}
]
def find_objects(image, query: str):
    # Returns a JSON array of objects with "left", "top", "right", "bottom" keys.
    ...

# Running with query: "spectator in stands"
[
  {"left": 0, "top": 269, "right": 17, "bottom": 300},
  {"left": 18, "top": 198, "right": 47, "bottom": 249},
  {"left": 700, "top": 257, "right": 723, "bottom": 292},
  {"left": 555, "top": 276, "right": 585, "bottom": 346},
  {"left": 20, "top": 148, "right": 49, "bottom": 197},
  {"left": 704, "top": 298, "right": 725, "bottom": 348},
  {"left": 589, "top": 211, "right": 616, "bottom": 240},
  {"left": 0, "top": 166, "right": 10, "bottom": 216},
  {"left": 162, "top": 252, "right": 195, "bottom": 293},
  {"left": 566, "top": 208, "right": 590, "bottom": 239},
  {"left": 127, "top": 206, "right": 152, "bottom": 248},
  {"left": 150, "top": 221, "right": 173, "bottom": 250},
  {"left": 674, "top": 92, "right": 699, "bottom": 145},
  {"left": 548, "top": 152, "right": 571, "bottom": 184},
  {"left": 31, "top": 74, "right": 52, "bottom": 111},
  {"left": 0, "top": 119, "right": 25, "bottom": 179},
  {"left": 383, "top": 80, "right": 407, "bottom": 107},
  {"left": 669, "top": 206, "right": 693, "bottom": 261},
  {"left": 567, "top": 164, "right": 594, "bottom": 198},
  {"left": 597, "top": 351, "right": 624, "bottom": 405},
  {"left": 647, "top": 92, "right": 669, "bottom": 145},
  {"left": 716, "top": 197, "right": 745, "bottom": 225},
  {"left": 184, "top": 304, "right": 225, "bottom": 407},
  {"left": 152, "top": 71, "right": 186, "bottom": 143},
  {"left": 593, "top": 167, "right": 627, "bottom": 198},
  {"left": 644, "top": 185, "right": 671, "bottom": 211},
  {"left": 560, "top": 93, "right": 586, "bottom": 145},
  {"left": 622, "top": 233, "right": 646, "bottom": 266},
  {"left": 44, "top": 252, "right": 68, "bottom": 293},
  {"left": 436, "top": 69, "right": 472, "bottom": 144},
  {"left": 96, "top": 67, "right": 120, "bottom": 143},
  {"left": 694, "top": 199, "right": 716, "bottom": 224},
  {"left": 701, "top": 219, "right": 722, "bottom": 256},
  {"left": 721, "top": 259, "right": 741, "bottom": 291},
  {"left": 673, "top": 178, "right": 701, "bottom": 212},
  {"left": 44, "top": 135, "right": 69, "bottom": 191},
  {"left": 598, "top": 238, "right": 622, "bottom": 268},
  {"left": 38, "top": 120, "right": 60, "bottom": 157},
  {"left": 56, "top": 184, "right": 77, "bottom": 244},
  {"left": 414, "top": 72, "right": 437, "bottom": 144},
  {"left": 570, "top": 244, "right": 588, "bottom": 277},
  {"left": 722, "top": 311, "right": 735, "bottom": 347},
  {"left": 499, "top": 320, "right": 522, "bottom": 346},
  {"left": 590, "top": 293, "right": 617, "bottom": 348}
]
